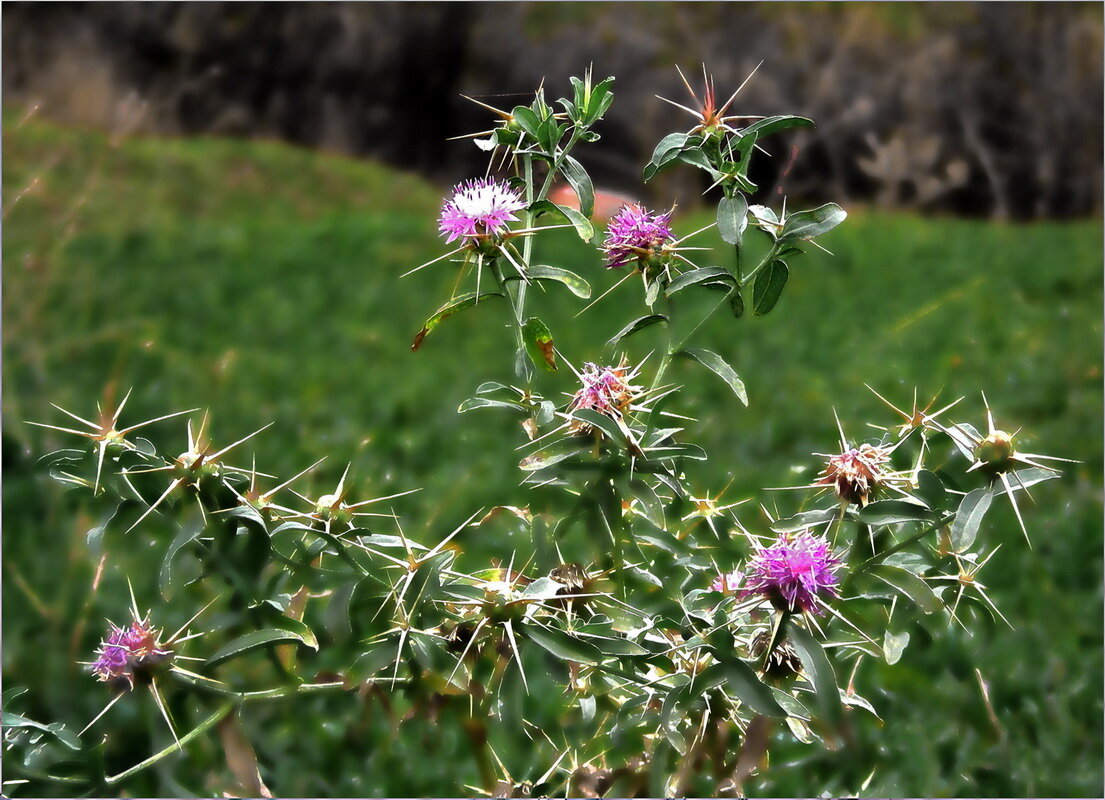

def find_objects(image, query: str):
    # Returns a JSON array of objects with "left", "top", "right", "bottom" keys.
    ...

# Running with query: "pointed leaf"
[
  {"left": 855, "top": 499, "right": 937, "bottom": 526},
  {"left": 752, "top": 259, "right": 789, "bottom": 315},
  {"left": 740, "top": 115, "right": 815, "bottom": 140},
  {"left": 676, "top": 348, "right": 747, "bottom": 405},
  {"left": 665, "top": 267, "right": 736, "bottom": 296},
  {"left": 869, "top": 565, "right": 940, "bottom": 614},
  {"left": 523, "top": 624, "right": 602, "bottom": 664},
  {"left": 412, "top": 291, "right": 503, "bottom": 350},
  {"left": 915, "top": 470, "right": 947, "bottom": 510},
  {"left": 717, "top": 194, "right": 749, "bottom": 244},
  {"left": 205, "top": 628, "right": 318, "bottom": 669},
  {"left": 522, "top": 317, "right": 558, "bottom": 373},
  {"left": 720, "top": 659, "right": 787, "bottom": 718},
  {"left": 605, "top": 314, "right": 668, "bottom": 350},
  {"left": 771, "top": 508, "right": 840, "bottom": 533},
  {"left": 883, "top": 630, "right": 910, "bottom": 665},
  {"left": 780, "top": 203, "right": 847, "bottom": 242},
  {"left": 560, "top": 155, "right": 595, "bottom": 219},
  {"left": 512, "top": 264, "right": 591, "bottom": 298},
  {"left": 950, "top": 488, "right": 993, "bottom": 551},
  {"left": 788, "top": 625, "right": 842, "bottom": 722}
]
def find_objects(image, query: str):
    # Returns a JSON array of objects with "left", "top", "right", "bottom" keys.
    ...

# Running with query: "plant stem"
[
  {"left": 240, "top": 681, "right": 347, "bottom": 702},
  {"left": 105, "top": 699, "right": 237, "bottom": 785},
  {"left": 849, "top": 513, "right": 956, "bottom": 579}
]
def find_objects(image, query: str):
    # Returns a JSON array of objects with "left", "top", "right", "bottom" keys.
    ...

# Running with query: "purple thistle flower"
[
  {"left": 89, "top": 617, "right": 172, "bottom": 689},
  {"left": 742, "top": 532, "right": 840, "bottom": 614},
  {"left": 601, "top": 203, "right": 674, "bottom": 269},
  {"left": 568, "top": 362, "right": 641, "bottom": 430},
  {"left": 91, "top": 625, "right": 132, "bottom": 684},
  {"left": 438, "top": 177, "right": 526, "bottom": 244},
  {"left": 710, "top": 569, "right": 743, "bottom": 594}
]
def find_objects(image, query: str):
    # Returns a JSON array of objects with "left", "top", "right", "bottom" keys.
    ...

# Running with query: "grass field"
[{"left": 3, "top": 114, "right": 1102, "bottom": 796}]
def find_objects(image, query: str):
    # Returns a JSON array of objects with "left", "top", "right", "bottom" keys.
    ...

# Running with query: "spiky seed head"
[{"left": 818, "top": 443, "right": 891, "bottom": 506}]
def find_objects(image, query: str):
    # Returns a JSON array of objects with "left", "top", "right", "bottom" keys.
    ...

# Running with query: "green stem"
[
  {"left": 849, "top": 513, "right": 956, "bottom": 580},
  {"left": 761, "top": 609, "right": 792, "bottom": 672},
  {"left": 105, "top": 700, "right": 237, "bottom": 785},
  {"left": 738, "top": 243, "right": 780, "bottom": 289},
  {"left": 240, "top": 681, "right": 347, "bottom": 702}
]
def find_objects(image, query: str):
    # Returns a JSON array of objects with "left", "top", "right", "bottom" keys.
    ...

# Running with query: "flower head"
[
  {"left": 743, "top": 532, "right": 840, "bottom": 614},
  {"left": 569, "top": 362, "right": 642, "bottom": 428},
  {"left": 710, "top": 569, "right": 743, "bottom": 594},
  {"left": 818, "top": 443, "right": 891, "bottom": 506},
  {"left": 601, "top": 203, "right": 674, "bottom": 269},
  {"left": 90, "top": 616, "right": 172, "bottom": 690},
  {"left": 438, "top": 177, "right": 526, "bottom": 244}
]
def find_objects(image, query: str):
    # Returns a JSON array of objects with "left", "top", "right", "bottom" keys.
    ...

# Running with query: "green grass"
[{"left": 3, "top": 114, "right": 1102, "bottom": 797}]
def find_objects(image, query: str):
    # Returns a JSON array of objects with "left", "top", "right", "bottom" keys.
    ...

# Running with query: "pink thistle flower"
[
  {"left": 568, "top": 362, "right": 642, "bottom": 431},
  {"left": 742, "top": 532, "right": 840, "bottom": 614},
  {"left": 438, "top": 177, "right": 526, "bottom": 244},
  {"left": 818, "top": 443, "right": 891, "bottom": 506},
  {"left": 90, "top": 617, "right": 172, "bottom": 690},
  {"left": 710, "top": 569, "right": 743, "bottom": 594},
  {"left": 601, "top": 203, "right": 674, "bottom": 269}
]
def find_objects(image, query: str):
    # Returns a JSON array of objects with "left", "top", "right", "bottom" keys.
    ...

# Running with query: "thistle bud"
[
  {"left": 975, "top": 430, "right": 1015, "bottom": 470},
  {"left": 315, "top": 493, "right": 352, "bottom": 525}
]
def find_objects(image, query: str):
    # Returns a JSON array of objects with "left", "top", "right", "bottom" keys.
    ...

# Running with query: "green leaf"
[
  {"left": 717, "top": 194, "right": 749, "bottom": 245},
  {"left": 665, "top": 267, "right": 736, "bottom": 296},
  {"left": 523, "top": 624, "right": 602, "bottom": 664},
  {"left": 780, "top": 203, "right": 847, "bottom": 242},
  {"left": 869, "top": 565, "right": 940, "bottom": 614},
  {"left": 606, "top": 314, "right": 668, "bottom": 350},
  {"left": 950, "top": 488, "right": 993, "bottom": 551},
  {"left": 159, "top": 519, "right": 204, "bottom": 599},
  {"left": 412, "top": 291, "right": 502, "bottom": 350},
  {"left": 1003, "top": 467, "right": 1061, "bottom": 494},
  {"left": 752, "top": 259, "right": 789, "bottom": 315},
  {"left": 522, "top": 317, "right": 557, "bottom": 373},
  {"left": 458, "top": 397, "right": 526, "bottom": 414},
  {"left": 740, "top": 115, "right": 815, "bottom": 140},
  {"left": 514, "top": 264, "right": 592, "bottom": 298},
  {"left": 676, "top": 348, "right": 747, "bottom": 406},
  {"left": 205, "top": 627, "right": 319, "bottom": 669},
  {"left": 915, "top": 470, "right": 947, "bottom": 510},
  {"left": 771, "top": 508, "right": 840, "bottom": 533},
  {"left": 855, "top": 499, "right": 936, "bottom": 526},
  {"left": 720, "top": 659, "right": 787, "bottom": 718},
  {"left": 645, "top": 132, "right": 692, "bottom": 180},
  {"left": 554, "top": 203, "right": 594, "bottom": 241},
  {"left": 519, "top": 440, "right": 588, "bottom": 472},
  {"left": 560, "top": 155, "right": 595, "bottom": 219},
  {"left": 511, "top": 106, "right": 543, "bottom": 141},
  {"left": 883, "top": 630, "right": 910, "bottom": 665},
  {"left": 570, "top": 408, "right": 634, "bottom": 453},
  {"left": 729, "top": 287, "right": 745, "bottom": 318},
  {"left": 788, "top": 625, "right": 842, "bottom": 722},
  {"left": 2, "top": 687, "right": 28, "bottom": 705}
]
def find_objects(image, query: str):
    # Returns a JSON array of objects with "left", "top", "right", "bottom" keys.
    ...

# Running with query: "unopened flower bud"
[{"left": 975, "top": 430, "right": 1015, "bottom": 469}]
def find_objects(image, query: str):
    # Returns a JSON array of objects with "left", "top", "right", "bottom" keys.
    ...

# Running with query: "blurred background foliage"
[{"left": 2, "top": 2, "right": 1102, "bottom": 797}]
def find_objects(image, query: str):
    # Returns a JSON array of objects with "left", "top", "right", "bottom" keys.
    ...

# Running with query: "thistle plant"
[{"left": 7, "top": 67, "right": 1074, "bottom": 798}]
